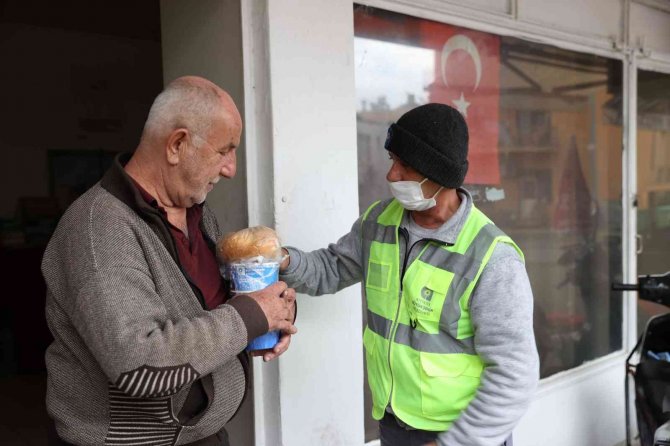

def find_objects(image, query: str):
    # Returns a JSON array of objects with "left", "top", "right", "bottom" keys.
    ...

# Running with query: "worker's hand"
[
  {"left": 247, "top": 281, "right": 297, "bottom": 333},
  {"left": 279, "top": 248, "right": 290, "bottom": 271},
  {"left": 284, "top": 286, "right": 296, "bottom": 322},
  {"left": 422, "top": 442, "right": 437, "bottom": 446}
]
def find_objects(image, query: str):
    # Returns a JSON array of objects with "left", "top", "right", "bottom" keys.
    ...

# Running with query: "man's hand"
[
  {"left": 247, "top": 281, "right": 297, "bottom": 333},
  {"left": 423, "top": 442, "right": 437, "bottom": 446},
  {"left": 253, "top": 330, "right": 293, "bottom": 362},
  {"left": 249, "top": 286, "right": 296, "bottom": 361}
]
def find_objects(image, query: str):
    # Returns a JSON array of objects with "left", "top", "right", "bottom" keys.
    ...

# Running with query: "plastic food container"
[{"left": 228, "top": 262, "right": 281, "bottom": 351}]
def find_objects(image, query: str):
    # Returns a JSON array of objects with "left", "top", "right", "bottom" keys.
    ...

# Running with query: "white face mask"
[{"left": 388, "top": 178, "right": 443, "bottom": 211}]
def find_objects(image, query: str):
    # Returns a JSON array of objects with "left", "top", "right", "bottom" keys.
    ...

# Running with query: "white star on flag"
[{"left": 452, "top": 92, "right": 470, "bottom": 117}]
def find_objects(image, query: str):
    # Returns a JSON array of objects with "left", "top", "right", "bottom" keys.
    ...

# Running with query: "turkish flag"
[{"left": 420, "top": 22, "right": 501, "bottom": 185}]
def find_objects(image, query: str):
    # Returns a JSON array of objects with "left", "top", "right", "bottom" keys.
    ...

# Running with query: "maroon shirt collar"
[
  {"left": 127, "top": 177, "right": 226, "bottom": 310},
  {"left": 129, "top": 179, "right": 204, "bottom": 236}
]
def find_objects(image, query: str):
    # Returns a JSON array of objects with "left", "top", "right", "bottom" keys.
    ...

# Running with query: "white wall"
[
  {"left": 518, "top": 0, "right": 623, "bottom": 41},
  {"left": 160, "top": 0, "right": 248, "bottom": 235},
  {"left": 515, "top": 355, "right": 626, "bottom": 446},
  {"left": 631, "top": 2, "right": 670, "bottom": 58},
  {"left": 243, "top": 0, "right": 365, "bottom": 445}
]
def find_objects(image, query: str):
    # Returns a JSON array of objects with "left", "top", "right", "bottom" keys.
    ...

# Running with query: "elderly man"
[
  {"left": 279, "top": 104, "right": 538, "bottom": 446},
  {"left": 42, "top": 76, "right": 296, "bottom": 446}
]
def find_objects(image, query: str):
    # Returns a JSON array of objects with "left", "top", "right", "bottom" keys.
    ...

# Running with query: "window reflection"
[
  {"left": 637, "top": 70, "right": 670, "bottom": 335},
  {"left": 354, "top": 5, "right": 623, "bottom": 384}
]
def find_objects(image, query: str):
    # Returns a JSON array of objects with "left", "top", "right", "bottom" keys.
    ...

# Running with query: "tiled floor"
[{"left": 0, "top": 372, "right": 49, "bottom": 446}]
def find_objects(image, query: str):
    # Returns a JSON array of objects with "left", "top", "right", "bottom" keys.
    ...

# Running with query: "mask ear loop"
[
  {"left": 431, "top": 186, "right": 444, "bottom": 199},
  {"left": 420, "top": 177, "right": 443, "bottom": 199}
]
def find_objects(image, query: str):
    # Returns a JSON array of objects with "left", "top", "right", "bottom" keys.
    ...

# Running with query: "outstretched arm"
[{"left": 279, "top": 215, "right": 365, "bottom": 296}]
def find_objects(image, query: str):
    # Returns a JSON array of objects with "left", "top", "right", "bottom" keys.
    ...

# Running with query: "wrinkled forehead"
[
  {"left": 218, "top": 91, "right": 242, "bottom": 129},
  {"left": 207, "top": 108, "right": 242, "bottom": 147}
]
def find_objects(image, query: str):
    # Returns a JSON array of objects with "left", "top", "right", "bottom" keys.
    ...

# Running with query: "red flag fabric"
[{"left": 420, "top": 22, "right": 501, "bottom": 186}]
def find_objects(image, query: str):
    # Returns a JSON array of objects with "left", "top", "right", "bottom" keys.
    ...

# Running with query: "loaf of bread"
[{"left": 217, "top": 225, "right": 282, "bottom": 264}]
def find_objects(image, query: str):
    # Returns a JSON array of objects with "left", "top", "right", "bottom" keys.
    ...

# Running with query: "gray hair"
[{"left": 142, "top": 78, "right": 221, "bottom": 143}]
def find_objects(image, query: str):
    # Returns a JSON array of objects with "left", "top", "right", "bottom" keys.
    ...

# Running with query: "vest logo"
[
  {"left": 411, "top": 286, "right": 437, "bottom": 319},
  {"left": 420, "top": 286, "right": 434, "bottom": 301}
]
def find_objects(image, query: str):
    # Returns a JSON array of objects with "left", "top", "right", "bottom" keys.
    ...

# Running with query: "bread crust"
[{"left": 217, "top": 225, "right": 281, "bottom": 263}]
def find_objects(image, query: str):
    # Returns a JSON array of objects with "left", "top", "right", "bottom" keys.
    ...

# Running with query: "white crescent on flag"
[{"left": 441, "top": 34, "right": 482, "bottom": 91}]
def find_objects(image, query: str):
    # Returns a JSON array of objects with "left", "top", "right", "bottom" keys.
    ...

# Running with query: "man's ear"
[{"left": 166, "top": 128, "right": 189, "bottom": 166}]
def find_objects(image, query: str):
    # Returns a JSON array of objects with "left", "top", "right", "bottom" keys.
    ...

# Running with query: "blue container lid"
[{"left": 246, "top": 330, "right": 280, "bottom": 351}]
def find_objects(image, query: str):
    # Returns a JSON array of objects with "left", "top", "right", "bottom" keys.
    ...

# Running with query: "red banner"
[{"left": 420, "top": 22, "right": 501, "bottom": 185}]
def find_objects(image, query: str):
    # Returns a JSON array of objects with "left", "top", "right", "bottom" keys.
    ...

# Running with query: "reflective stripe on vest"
[{"left": 361, "top": 198, "right": 523, "bottom": 431}]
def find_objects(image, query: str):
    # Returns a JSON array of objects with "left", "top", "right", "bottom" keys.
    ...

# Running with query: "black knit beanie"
[{"left": 384, "top": 103, "right": 469, "bottom": 188}]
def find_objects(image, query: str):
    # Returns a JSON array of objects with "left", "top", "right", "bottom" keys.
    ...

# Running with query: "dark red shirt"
[{"left": 133, "top": 181, "right": 226, "bottom": 310}]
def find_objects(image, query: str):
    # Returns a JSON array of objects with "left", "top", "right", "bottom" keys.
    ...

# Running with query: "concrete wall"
[
  {"left": 242, "top": 0, "right": 365, "bottom": 444},
  {"left": 160, "top": 0, "right": 248, "bottom": 235}
]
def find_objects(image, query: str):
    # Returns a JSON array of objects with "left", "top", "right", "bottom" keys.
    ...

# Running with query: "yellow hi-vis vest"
[{"left": 361, "top": 198, "right": 523, "bottom": 431}]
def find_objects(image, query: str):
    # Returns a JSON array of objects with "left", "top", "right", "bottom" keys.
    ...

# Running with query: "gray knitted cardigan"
[{"left": 42, "top": 156, "right": 267, "bottom": 445}]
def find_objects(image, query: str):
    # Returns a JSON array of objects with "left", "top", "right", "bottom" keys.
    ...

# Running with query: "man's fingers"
[
  {"left": 271, "top": 281, "right": 288, "bottom": 295},
  {"left": 277, "top": 321, "right": 298, "bottom": 335},
  {"left": 263, "top": 334, "right": 291, "bottom": 362},
  {"left": 250, "top": 348, "right": 271, "bottom": 358},
  {"left": 283, "top": 288, "right": 296, "bottom": 302},
  {"left": 284, "top": 291, "right": 296, "bottom": 316},
  {"left": 274, "top": 333, "right": 291, "bottom": 351},
  {"left": 261, "top": 281, "right": 287, "bottom": 298},
  {"left": 281, "top": 297, "right": 294, "bottom": 319}
]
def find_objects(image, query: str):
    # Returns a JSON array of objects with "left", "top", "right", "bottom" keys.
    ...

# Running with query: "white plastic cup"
[{"left": 228, "top": 262, "right": 281, "bottom": 351}]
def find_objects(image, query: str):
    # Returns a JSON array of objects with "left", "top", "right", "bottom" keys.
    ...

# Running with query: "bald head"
[
  {"left": 141, "top": 76, "right": 241, "bottom": 145},
  {"left": 125, "top": 75, "right": 242, "bottom": 209}
]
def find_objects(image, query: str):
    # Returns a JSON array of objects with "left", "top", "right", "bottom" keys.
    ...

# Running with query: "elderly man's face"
[{"left": 178, "top": 112, "right": 242, "bottom": 207}]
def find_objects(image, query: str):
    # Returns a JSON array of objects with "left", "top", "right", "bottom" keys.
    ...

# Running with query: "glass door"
[{"left": 636, "top": 69, "right": 670, "bottom": 335}]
